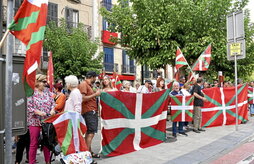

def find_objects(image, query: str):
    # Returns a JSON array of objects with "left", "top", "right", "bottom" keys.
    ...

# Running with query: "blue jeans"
[
  {"left": 250, "top": 104, "right": 254, "bottom": 114},
  {"left": 172, "top": 122, "right": 184, "bottom": 134}
]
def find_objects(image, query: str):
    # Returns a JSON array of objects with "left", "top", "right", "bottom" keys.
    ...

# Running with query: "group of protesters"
[{"left": 13, "top": 71, "right": 254, "bottom": 164}]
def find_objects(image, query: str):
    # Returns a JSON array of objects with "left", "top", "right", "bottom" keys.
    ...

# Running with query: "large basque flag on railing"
[
  {"left": 201, "top": 84, "right": 248, "bottom": 127},
  {"left": 8, "top": 0, "right": 48, "bottom": 96},
  {"left": 248, "top": 87, "right": 254, "bottom": 104},
  {"left": 170, "top": 95, "right": 194, "bottom": 122},
  {"left": 100, "top": 90, "right": 170, "bottom": 157}
]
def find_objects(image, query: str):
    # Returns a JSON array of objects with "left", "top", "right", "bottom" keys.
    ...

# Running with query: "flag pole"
[
  {"left": 0, "top": 29, "right": 10, "bottom": 48},
  {"left": 5, "top": 0, "right": 14, "bottom": 163}
]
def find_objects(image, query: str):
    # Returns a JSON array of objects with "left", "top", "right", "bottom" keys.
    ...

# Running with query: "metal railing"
[
  {"left": 122, "top": 65, "right": 135, "bottom": 74},
  {"left": 103, "top": 62, "right": 118, "bottom": 72}
]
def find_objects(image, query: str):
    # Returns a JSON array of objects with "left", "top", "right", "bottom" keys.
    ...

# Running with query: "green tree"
[
  {"left": 101, "top": 0, "right": 254, "bottom": 80},
  {"left": 44, "top": 19, "right": 102, "bottom": 80}
]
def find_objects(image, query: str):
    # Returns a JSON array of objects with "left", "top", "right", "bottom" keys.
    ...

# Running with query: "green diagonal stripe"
[
  {"left": 8, "top": 11, "right": 40, "bottom": 31},
  {"left": 226, "top": 110, "right": 247, "bottom": 122},
  {"left": 204, "top": 95, "right": 222, "bottom": 106},
  {"left": 142, "top": 90, "right": 170, "bottom": 118},
  {"left": 249, "top": 97, "right": 254, "bottom": 102},
  {"left": 116, "top": 81, "right": 121, "bottom": 85},
  {"left": 141, "top": 127, "right": 166, "bottom": 141},
  {"left": 100, "top": 92, "right": 135, "bottom": 119},
  {"left": 171, "top": 96, "right": 182, "bottom": 105},
  {"left": 226, "top": 84, "right": 246, "bottom": 106},
  {"left": 248, "top": 90, "right": 252, "bottom": 94},
  {"left": 186, "top": 96, "right": 194, "bottom": 105},
  {"left": 171, "top": 110, "right": 182, "bottom": 121},
  {"left": 176, "top": 61, "right": 188, "bottom": 65},
  {"left": 203, "top": 110, "right": 223, "bottom": 127},
  {"left": 101, "top": 128, "right": 135, "bottom": 156},
  {"left": 27, "top": 26, "right": 46, "bottom": 50},
  {"left": 185, "top": 110, "right": 193, "bottom": 118},
  {"left": 61, "top": 120, "right": 73, "bottom": 155}
]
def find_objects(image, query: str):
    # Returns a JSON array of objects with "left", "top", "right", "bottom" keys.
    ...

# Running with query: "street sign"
[
  {"left": 227, "top": 40, "right": 246, "bottom": 61},
  {"left": 227, "top": 10, "right": 244, "bottom": 42},
  {"left": 227, "top": 10, "right": 245, "bottom": 61}
]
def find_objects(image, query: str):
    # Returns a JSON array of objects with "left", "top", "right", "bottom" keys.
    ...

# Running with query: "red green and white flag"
[
  {"left": 100, "top": 90, "right": 170, "bottom": 156},
  {"left": 175, "top": 47, "right": 188, "bottom": 70},
  {"left": 43, "top": 111, "right": 88, "bottom": 155},
  {"left": 201, "top": 84, "right": 248, "bottom": 127},
  {"left": 248, "top": 87, "right": 254, "bottom": 104},
  {"left": 170, "top": 95, "right": 194, "bottom": 122},
  {"left": 192, "top": 44, "right": 212, "bottom": 71},
  {"left": 47, "top": 51, "right": 54, "bottom": 92},
  {"left": 8, "top": 0, "right": 48, "bottom": 96},
  {"left": 111, "top": 72, "right": 122, "bottom": 90}
]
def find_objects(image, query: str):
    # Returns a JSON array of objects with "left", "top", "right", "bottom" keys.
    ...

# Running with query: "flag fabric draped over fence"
[
  {"left": 170, "top": 95, "right": 194, "bottom": 122},
  {"left": 192, "top": 44, "right": 212, "bottom": 71},
  {"left": 8, "top": 0, "right": 48, "bottom": 96},
  {"left": 201, "top": 84, "right": 248, "bottom": 127},
  {"left": 248, "top": 87, "right": 254, "bottom": 104},
  {"left": 100, "top": 90, "right": 170, "bottom": 156},
  {"left": 43, "top": 111, "right": 88, "bottom": 156}
]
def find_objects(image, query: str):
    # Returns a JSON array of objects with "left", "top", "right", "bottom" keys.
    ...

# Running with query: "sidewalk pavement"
[
  {"left": 96, "top": 116, "right": 254, "bottom": 164},
  {"left": 13, "top": 116, "right": 254, "bottom": 164}
]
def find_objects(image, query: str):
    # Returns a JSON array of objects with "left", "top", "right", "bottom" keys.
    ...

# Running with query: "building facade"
[{"left": 1, "top": 0, "right": 174, "bottom": 85}]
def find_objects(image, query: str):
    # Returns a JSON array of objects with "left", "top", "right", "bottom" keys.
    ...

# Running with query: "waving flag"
[
  {"left": 170, "top": 95, "right": 194, "bottom": 122},
  {"left": 201, "top": 84, "right": 248, "bottom": 127},
  {"left": 112, "top": 72, "right": 122, "bottom": 90},
  {"left": 8, "top": 0, "right": 48, "bottom": 96},
  {"left": 47, "top": 51, "right": 54, "bottom": 92},
  {"left": 100, "top": 90, "right": 170, "bottom": 156},
  {"left": 192, "top": 44, "right": 212, "bottom": 71},
  {"left": 43, "top": 111, "right": 88, "bottom": 155},
  {"left": 175, "top": 47, "right": 188, "bottom": 70}
]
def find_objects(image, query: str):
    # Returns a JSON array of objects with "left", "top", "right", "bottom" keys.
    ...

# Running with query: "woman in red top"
[{"left": 52, "top": 83, "right": 66, "bottom": 113}]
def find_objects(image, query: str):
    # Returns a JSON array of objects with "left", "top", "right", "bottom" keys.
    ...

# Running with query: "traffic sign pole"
[{"left": 233, "top": 12, "right": 238, "bottom": 131}]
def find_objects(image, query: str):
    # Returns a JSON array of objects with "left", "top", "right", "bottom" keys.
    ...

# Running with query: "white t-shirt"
[
  {"left": 64, "top": 88, "right": 82, "bottom": 113},
  {"left": 181, "top": 89, "right": 191, "bottom": 96},
  {"left": 137, "top": 85, "right": 150, "bottom": 93}
]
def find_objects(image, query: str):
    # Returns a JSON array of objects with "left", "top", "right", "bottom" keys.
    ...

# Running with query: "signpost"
[{"left": 226, "top": 10, "right": 245, "bottom": 131}]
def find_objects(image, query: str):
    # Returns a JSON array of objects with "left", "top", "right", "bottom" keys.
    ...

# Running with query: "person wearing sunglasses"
[{"left": 27, "top": 74, "right": 55, "bottom": 164}]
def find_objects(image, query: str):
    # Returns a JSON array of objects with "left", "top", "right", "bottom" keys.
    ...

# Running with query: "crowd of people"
[{"left": 13, "top": 71, "right": 254, "bottom": 164}]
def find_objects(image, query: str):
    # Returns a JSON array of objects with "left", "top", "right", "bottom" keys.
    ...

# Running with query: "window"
[
  {"left": 103, "top": 47, "right": 114, "bottom": 72},
  {"left": 122, "top": 50, "right": 135, "bottom": 73},
  {"left": 14, "top": 39, "right": 26, "bottom": 56},
  {"left": 14, "top": 0, "right": 23, "bottom": 14},
  {"left": 66, "top": 8, "right": 79, "bottom": 28},
  {"left": 103, "top": 18, "right": 109, "bottom": 31},
  {"left": 102, "top": 0, "right": 112, "bottom": 11},
  {"left": 47, "top": 3, "right": 58, "bottom": 24}
]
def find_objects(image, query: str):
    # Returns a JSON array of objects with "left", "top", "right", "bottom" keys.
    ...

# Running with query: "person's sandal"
[{"left": 91, "top": 152, "right": 100, "bottom": 158}]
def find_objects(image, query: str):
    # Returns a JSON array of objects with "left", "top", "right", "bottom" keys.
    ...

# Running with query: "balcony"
[
  {"left": 102, "top": 30, "right": 118, "bottom": 45},
  {"left": 122, "top": 65, "right": 135, "bottom": 74},
  {"left": 103, "top": 63, "right": 118, "bottom": 72}
]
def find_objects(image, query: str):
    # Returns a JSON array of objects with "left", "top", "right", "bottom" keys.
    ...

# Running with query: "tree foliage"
[
  {"left": 44, "top": 19, "right": 102, "bottom": 80},
  {"left": 101, "top": 0, "right": 254, "bottom": 80}
]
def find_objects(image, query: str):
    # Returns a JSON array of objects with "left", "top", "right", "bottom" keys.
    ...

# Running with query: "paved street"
[{"left": 13, "top": 116, "right": 254, "bottom": 164}]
